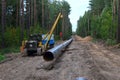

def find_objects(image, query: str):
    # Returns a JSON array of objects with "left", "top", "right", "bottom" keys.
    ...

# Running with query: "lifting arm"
[{"left": 44, "top": 12, "right": 62, "bottom": 50}]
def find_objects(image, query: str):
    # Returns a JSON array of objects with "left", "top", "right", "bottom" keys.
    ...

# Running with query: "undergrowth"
[{"left": 0, "top": 47, "right": 20, "bottom": 62}]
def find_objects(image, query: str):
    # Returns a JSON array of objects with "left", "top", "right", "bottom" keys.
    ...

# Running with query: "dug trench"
[{"left": 0, "top": 36, "right": 120, "bottom": 80}]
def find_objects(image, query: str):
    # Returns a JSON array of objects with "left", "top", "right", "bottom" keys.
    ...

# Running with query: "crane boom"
[{"left": 44, "top": 12, "right": 62, "bottom": 50}]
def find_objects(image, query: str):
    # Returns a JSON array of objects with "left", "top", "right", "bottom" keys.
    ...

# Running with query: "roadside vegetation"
[{"left": 76, "top": 0, "right": 120, "bottom": 45}]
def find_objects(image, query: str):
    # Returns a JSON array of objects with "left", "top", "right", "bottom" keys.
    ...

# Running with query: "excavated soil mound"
[{"left": 75, "top": 35, "right": 93, "bottom": 42}]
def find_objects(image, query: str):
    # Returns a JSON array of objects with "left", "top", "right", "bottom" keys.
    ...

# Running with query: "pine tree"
[
  {"left": 117, "top": 0, "right": 120, "bottom": 43},
  {"left": 20, "top": 0, "right": 24, "bottom": 43},
  {"left": 1, "top": 0, "right": 6, "bottom": 48}
]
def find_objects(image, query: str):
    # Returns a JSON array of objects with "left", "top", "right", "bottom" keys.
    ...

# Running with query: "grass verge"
[
  {"left": 0, "top": 54, "right": 5, "bottom": 62},
  {"left": 0, "top": 47, "right": 20, "bottom": 62}
]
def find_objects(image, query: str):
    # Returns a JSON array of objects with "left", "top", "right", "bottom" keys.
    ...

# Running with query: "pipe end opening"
[{"left": 43, "top": 52, "right": 54, "bottom": 61}]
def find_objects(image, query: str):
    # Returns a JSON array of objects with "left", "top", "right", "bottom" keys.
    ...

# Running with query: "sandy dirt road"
[{"left": 0, "top": 37, "right": 120, "bottom": 80}]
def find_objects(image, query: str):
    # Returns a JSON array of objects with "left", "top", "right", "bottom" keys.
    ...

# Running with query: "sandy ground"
[{"left": 0, "top": 36, "right": 120, "bottom": 80}]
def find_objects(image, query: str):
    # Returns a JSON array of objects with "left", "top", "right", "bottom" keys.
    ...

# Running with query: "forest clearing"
[
  {"left": 0, "top": 0, "right": 120, "bottom": 80},
  {"left": 0, "top": 36, "right": 120, "bottom": 80}
]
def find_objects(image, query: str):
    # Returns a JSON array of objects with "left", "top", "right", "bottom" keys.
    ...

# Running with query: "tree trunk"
[
  {"left": 26, "top": 0, "right": 30, "bottom": 37},
  {"left": 34, "top": 0, "right": 37, "bottom": 26},
  {"left": 20, "top": 0, "right": 24, "bottom": 44},
  {"left": 62, "top": 10, "right": 65, "bottom": 39},
  {"left": 16, "top": 0, "right": 19, "bottom": 27},
  {"left": 87, "top": 18, "right": 90, "bottom": 35},
  {"left": 113, "top": 0, "right": 117, "bottom": 16},
  {"left": 42, "top": 0, "right": 45, "bottom": 27},
  {"left": 45, "top": 0, "right": 49, "bottom": 29},
  {"left": 1, "top": 0, "right": 6, "bottom": 48},
  {"left": 117, "top": 0, "right": 120, "bottom": 43},
  {"left": 112, "top": 0, "right": 117, "bottom": 39},
  {"left": 30, "top": 0, "right": 33, "bottom": 26},
  {"left": 48, "top": 9, "right": 50, "bottom": 29}
]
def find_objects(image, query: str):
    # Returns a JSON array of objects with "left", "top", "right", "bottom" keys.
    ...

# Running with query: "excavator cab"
[
  {"left": 29, "top": 34, "right": 42, "bottom": 42},
  {"left": 42, "top": 34, "right": 55, "bottom": 49},
  {"left": 21, "top": 34, "right": 42, "bottom": 56}
]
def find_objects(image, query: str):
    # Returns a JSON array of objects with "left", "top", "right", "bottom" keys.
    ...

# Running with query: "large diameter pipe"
[
  {"left": 75, "top": 77, "right": 88, "bottom": 80},
  {"left": 43, "top": 38, "right": 73, "bottom": 61}
]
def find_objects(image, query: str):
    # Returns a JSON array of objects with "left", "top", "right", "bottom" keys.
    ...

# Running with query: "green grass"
[
  {"left": 0, "top": 47, "right": 20, "bottom": 55},
  {"left": 0, "top": 54, "right": 5, "bottom": 62},
  {"left": 92, "top": 38, "right": 117, "bottom": 46},
  {"left": 0, "top": 47, "right": 20, "bottom": 62},
  {"left": 106, "top": 39, "right": 117, "bottom": 46},
  {"left": 55, "top": 35, "right": 60, "bottom": 41}
]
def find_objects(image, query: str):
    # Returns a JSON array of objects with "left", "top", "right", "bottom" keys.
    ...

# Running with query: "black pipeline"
[{"left": 43, "top": 38, "right": 73, "bottom": 61}]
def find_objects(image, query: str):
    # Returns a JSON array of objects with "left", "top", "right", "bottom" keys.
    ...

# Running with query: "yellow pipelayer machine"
[{"left": 20, "top": 13, "right": 63, "bottom": 56}]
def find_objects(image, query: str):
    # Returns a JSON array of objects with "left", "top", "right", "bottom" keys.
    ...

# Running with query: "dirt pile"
[{"left": 75, "top": 35, "right": 93, "bottom": 42}]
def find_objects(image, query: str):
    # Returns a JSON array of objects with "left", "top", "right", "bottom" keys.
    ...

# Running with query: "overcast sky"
[{"left": 64, "top": 0, "right": 90, "bottom": 32}]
